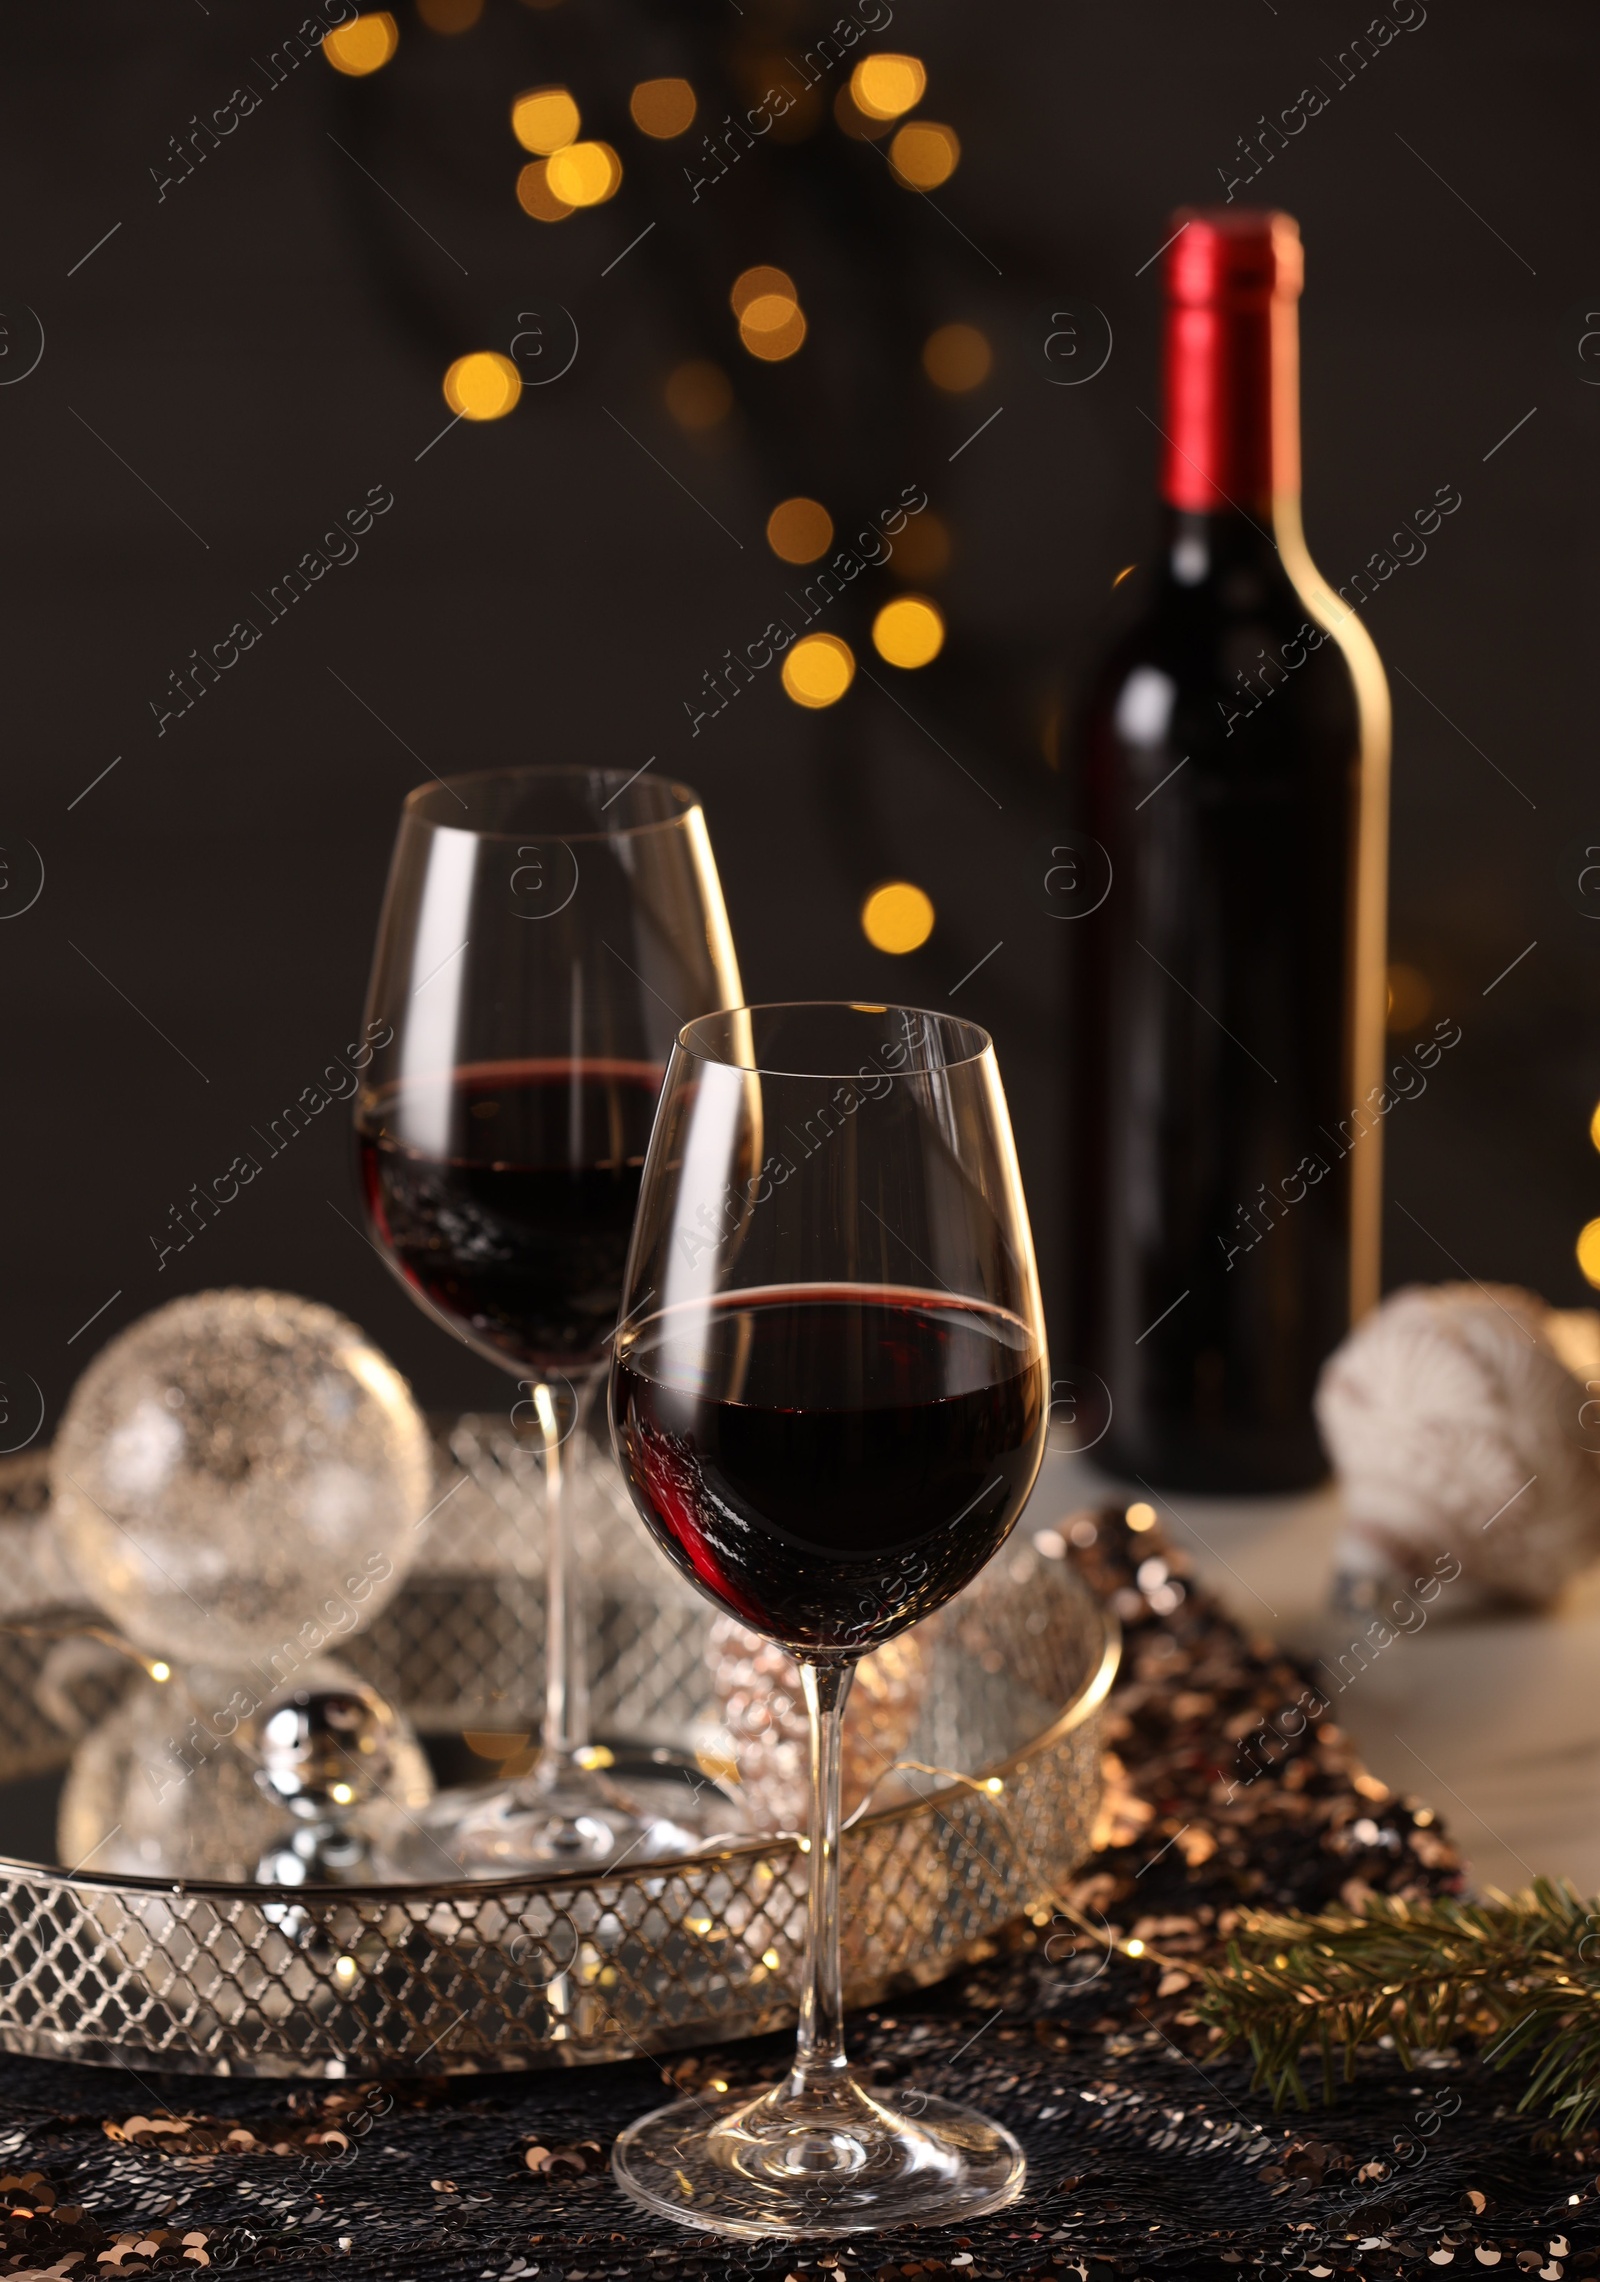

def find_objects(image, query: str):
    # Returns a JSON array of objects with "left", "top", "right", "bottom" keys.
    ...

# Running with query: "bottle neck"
[
  {"left": 1161, "top": 505, "right": 1284, "bottom": 585},
  {"left": 1161, "top": 288, "right": 1301, "bottom": 519}
]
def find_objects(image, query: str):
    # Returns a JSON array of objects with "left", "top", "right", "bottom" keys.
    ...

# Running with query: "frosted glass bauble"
[{"left": 51, "top": 1289, "right": 429, "bottom": 1667}]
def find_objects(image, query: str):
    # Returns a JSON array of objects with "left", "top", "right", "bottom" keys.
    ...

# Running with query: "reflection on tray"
[
  {"left": 0, "top": 1421, "right": 1110, "bottom": 2078},
  {"left": 0, "top": 1694, "right": 743, "bottom": 1887}
]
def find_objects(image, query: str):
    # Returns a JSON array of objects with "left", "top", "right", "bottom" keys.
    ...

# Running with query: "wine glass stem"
[
  {"left": 532, "top": 1373, "right": 595, "bottom": 1786},
  {"left": 787, "top": 1659, "right": 857, "bottom": 2101}
]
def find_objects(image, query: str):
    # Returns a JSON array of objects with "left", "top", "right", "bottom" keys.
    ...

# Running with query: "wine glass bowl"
[
  {"left": 608, "top": 1002, "right": 1047, "bottom": 2236},
  {"left": 354, "top": 767, "right": 743, "bottom": 1871},
  {"left": 357, "top": 768, "right": 739, "bottom": 1381}
]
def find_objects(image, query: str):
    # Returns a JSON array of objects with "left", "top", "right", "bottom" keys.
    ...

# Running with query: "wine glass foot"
[
  {"left": 408, "top": 1768, "right": 743, "bottom": 1876},
  {"left": 610, "top": 2078, "right": 1026, "bottom": 2238}
]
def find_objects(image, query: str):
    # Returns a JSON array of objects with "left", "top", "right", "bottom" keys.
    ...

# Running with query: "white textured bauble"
[
  {"left": 1315, "top": 1281, "right": 1600, "bottom": 1608},
  {"left": 50, "top": 1290, "right": 430, "bottom": 1666}
]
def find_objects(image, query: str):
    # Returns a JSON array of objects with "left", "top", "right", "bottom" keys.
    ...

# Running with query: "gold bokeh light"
[
  {"left": 666, "top": 360, "right": 733, "bottom": 430},
  {"left": 890, "top": 120, "right": 960, "bottom": 190},
  {"left": 732, "top": 262, "right": 807, "bottom": 363},
  {"left": 781, "top": 633, "right": 854, "bottom": 709},
  {"left": 323, "top": 13, "right": 399, "bottom": 74},
  {"left": 872, "top": 595, "right": 945, "bottom": 670},
  {"left": 892, "top": 510, "right": 951, "bottom": 580},
  {"left": 443, "top": 351, "right": 523, "bottom": 421},
  {"left": 834, "top": 85, "right": 890, "bottom": 140},
  {"left": 731, "top": 266, "right": 796, "bottom": 317},
  {"left": 745, "top": 57, "right": 822, "bottom": 143},
  {"left": 1590, "top": 1100, "right": 1600, "bottom": 1154},
  {"left": 767, "top": 497, "right": 833, "bottom": 563},
  {"left": 512, "top": 85, "right": 581, "bottom": 154},
  {"left": 516, "top": 160, "right": 573, "bottom": 223},
  {"left": 546, "top": 140, "right": 622, "bottom": 206},
  {"left": 861, "top": 882, "right": 934, "bottom": 955},
  {"left": 851, "top": 54, "right": 927, "bottom": 122},
  {"left": 418, "top": 0, "right": 481, "bottom": 28},
  {"left": 630, "top": 77, "right": 697, "bottom": 138},
  {"left": 1579, "top": 1218, "right": 1600, "bottom": 1290},
  {"left": 740, "top": 296, "right": 806, "bottom": 361},
  {"left": 923, "top": 321, "right": 992, "bottom": 392}
]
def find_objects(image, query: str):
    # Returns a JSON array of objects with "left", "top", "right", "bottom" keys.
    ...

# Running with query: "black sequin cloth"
[{"left": 0, "top": 1511, "right": 1590, "bottom": 2281}]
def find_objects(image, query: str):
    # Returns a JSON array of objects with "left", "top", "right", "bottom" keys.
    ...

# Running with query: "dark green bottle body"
[{"left": 1073, "top": 508, "right": 1379, "bottom": 1492}]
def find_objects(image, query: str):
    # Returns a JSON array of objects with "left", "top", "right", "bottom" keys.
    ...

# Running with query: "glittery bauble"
[
  {"left": 50, "top": 1290, "right": 430, "bottom": 1667},
  {"left": 1316, "top": 1281, "right": 1600, "bottom": 1608},
  {"left": 707, "top": 1619, "right": 930, "bottom": 1832}
]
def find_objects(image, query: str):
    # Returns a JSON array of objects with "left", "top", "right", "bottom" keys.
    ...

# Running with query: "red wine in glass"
[
  {"left": 358, "top": 1059, "right": 661, "bottom": 1375},
  {"left": 354, "top": 766, "right": 743, "bottom": 1873},
  {"left": 613, "top": 1285, "right": 1046, "bottom": 1654},
  {"left": 608, "top": 1002, "right": 1047, "bottom": 2236}
]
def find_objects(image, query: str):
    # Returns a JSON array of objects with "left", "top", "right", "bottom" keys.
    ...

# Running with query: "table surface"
[
  {"left": 1041, "top": 1445, "right": 1600, "bottom": 1901},
  {"left": 0, "top": 1489, "right": 1591, "bottom": 2281}
]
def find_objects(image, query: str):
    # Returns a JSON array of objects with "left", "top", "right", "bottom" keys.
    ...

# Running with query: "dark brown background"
[{"left": 1, "top": 0, "right": 1591, "bottom": 1431}]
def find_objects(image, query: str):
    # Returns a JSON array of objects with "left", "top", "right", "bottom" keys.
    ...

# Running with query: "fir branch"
[{"left": 1196, "top": 1875, "right": 1600, "bottom": 2134}]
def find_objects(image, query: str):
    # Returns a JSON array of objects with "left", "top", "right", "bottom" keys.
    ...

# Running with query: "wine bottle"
[{"left": 1072, "top": 208, "right": 1389, "bottom": 1493}]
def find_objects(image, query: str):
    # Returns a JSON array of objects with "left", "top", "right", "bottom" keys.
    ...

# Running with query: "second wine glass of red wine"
[
  {"left": 609, "top": 1003, "right": 1048, "bottom": 2237},
  {"left": 354, "top": 767, "right": 743, "bottom": 1871}
]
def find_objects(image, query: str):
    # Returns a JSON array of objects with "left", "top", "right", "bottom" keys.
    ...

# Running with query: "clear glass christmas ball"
[{"left": 50, "top": 1289, "right": 430, "bottom": 1668}]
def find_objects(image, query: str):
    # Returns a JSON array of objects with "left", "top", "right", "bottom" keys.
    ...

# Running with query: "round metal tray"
[{"left": 0, "top": 1423, "right": 1115, "bottom": 2078}]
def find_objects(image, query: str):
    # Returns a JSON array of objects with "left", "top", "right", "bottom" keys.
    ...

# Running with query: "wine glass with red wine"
[
  {"left": 355, "top": 767, "right": 742, "bottom": 1870},
  {"left": 608, "top": 1002, "right": 1048, "bottom": 2237}
]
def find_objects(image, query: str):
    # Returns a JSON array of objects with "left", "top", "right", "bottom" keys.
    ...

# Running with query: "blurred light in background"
[
  {"left": 323, "top": 13, "right": 399, "bottom": 74},
  {"left": 872, "top": 595, "right": 945, "bottom": 669},
  {"left": 766, "top": 498, "right": 834, "bottom": 563},
  {"left": 746, "top": 56, "right": 822, "bottom": 143},
  {"left": 740, "top": 298, "right": 807, "bottom": 361},
  {"left": 1589, "top": 1100, "right": 1600, "bottom": 1153},
  {"left": 546, "top": 141, "right": 621, "bottom": 206},
  {"left": 922, "top": 322, "right": 992, "bottom": 392},
  {"left": 890, "top": 121, "right": 961, "bottom": 189},
  {"left": 665, "top": 360, "right": 733, "bottom": 430},
  {"left": 516, "top": 161, "right": 572, "bottom": 222},
  {"left": 1112, "top": 562, "right": 1137, "bottom": 588},
  {"left": 732, "top": 270, "right": 806, "bottom": 362},
  {"left": 1385, "top": 962, "right": 1434, "bottom": 1033},
  {"left": 834, "top": 86, "right": 891, "bottom": 141},
  {"left": 417, "top": 0, "right": 482, "bottom": 29},
  {"left": 892, "top": 511, "right": 951, "bottom": 581},
  {"left": 512, "top": 86, "right": 581, "bottom": 154},
  {"left": 781, "top": 633, "right": 855, "bottom": 709},
  {"left": 630, "top": 78, "right": 697, "bottom": 138},
  {"left": 443, "top": 352, "right": 522, "bottom": 420},
  {"left": 1578, "top": 1218, "right": 1600, "bottom": 1289},
  {"left": 861, "top": 881, "right": 935, "bottom": 954},
  {"left": 850, "top": 54, "right": 928, "bottom": 121},
  {"left": 732, "top": 266, "right": 794, "bottom": 310}
]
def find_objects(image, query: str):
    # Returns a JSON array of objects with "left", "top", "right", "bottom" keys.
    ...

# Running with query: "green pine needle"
[{"left": 1195, "top": 1876, "right": 1600, "bottom": 2134}]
